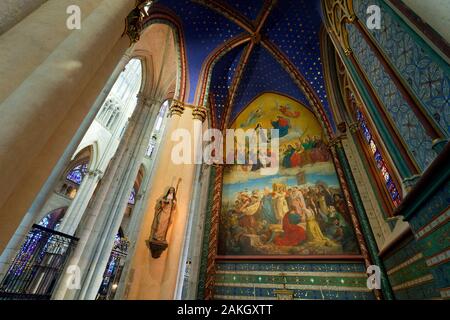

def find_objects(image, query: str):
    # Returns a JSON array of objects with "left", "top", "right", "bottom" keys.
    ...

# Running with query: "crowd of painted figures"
[
  {"left": 281, "top": 135, "right": 330, "bottom": 168},
  {"left": 221, "top": 182, "right": 358, "bottom": 255},
  {"left": 231, "top": 133, "right": 330, "bottom": 172}
]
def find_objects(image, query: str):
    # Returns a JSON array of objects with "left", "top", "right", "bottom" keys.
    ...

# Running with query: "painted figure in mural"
[
  {"left": 304, "top": 205, "right": 331, "bottom": 245},
  {"left": 259, "top": 188, "right": 277, "bottom": 224},
  {"left": 271, "top": 116, "right": 291, "bottom": 137},
  {"left": 278, "top": 103, "right": 301, "bottom": 118},
  {"left": 333, "top": 194, "right": 352, "bottom": 226},
  {"left": 274, "top": 210, "right": 306, "bottom": 246},
  {"left": 282, "top": 145, "right": 296, "bottom": 168},
  {"left": 240, "top": 107, "right": 263, "bottom": 128},
  {"left": 287, "top": 188, "right": 306, "bottom": 215},
  {"left": 272, "top": 186, "right": 290, "bottom": 223}
]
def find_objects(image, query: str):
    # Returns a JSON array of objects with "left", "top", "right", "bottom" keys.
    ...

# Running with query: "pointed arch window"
[
  {"left": 128, "top": 187, "right": 136, "bottom": 206},
  {"left": 356, "top": 109, "right": 402, "bottom": 208},
  {"left": 334, "top": 51, "right": 402, "bottom": 213},
  {"left": 97, "top": 98, "right": 121, "bottom": 131},
  {"left": 145, "top": 101, "right": 169, "bottom": 158},
  {"left": 59, "top": 160, "right": 89, "bottom": 199},
  {"left": 66, "top": 163, "right": 88, "bottom": 185}
]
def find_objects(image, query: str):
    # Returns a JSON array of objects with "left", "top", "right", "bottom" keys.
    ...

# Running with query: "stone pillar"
[
  {"left": 330, "top": 138, "right": 394, "bottom": 300},
  {"left": 174, "top": 106, "right": 208, "bottom": 299},
  {"left": 53, "top": 94, "right": 161, "bottom": 300},
  {"left": 78, "top": 97, "right": 163, "bottom": 300},
  {"left": 177, "top": 164, "right": 211, "bottom": 299},
  {"left": 0, "top": 0, "right": 48, "bottom": 35},
  {"left": 123, "top": 103, "right": 199, "bottom": 299},
  {"left": 57, "top": 169, "right": 103, "bottom": 235},
  {"left": 114, "top": 104, "right": 171, "bottom": 300},
  {"left": 0, "top": 0, "right": 135, "bottom": 253}
]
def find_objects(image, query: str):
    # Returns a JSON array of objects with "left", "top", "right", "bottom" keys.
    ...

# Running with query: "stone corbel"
[
  {"left": 323, "top": 0, "right": 356, "bottom": 56},
  {"left": 327, "top": 133, "right": 347, "bottom": 149}
]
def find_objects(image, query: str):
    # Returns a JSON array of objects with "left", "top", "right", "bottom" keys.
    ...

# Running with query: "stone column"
[
  {"left": 0, "top": 0, "right": 135, "bottom": 253},
  {"left": 174, "top": 106, "right": 208, "bottom": 299},
  {"left": 123, "top": 103, "right": 199, "bottom": 299},
  {"left": 0, "top": 51, "right": 133, "bottom": 278},
  {"left": 0, "top": 0, "right": 48, "bottom": 35},
  {"left": 78, "top": 98, "right": 163, "bottom": 300},
  {"left": 57, "top": 169, "right": 103, "bottom": 235},
  {"left": 114, "top": 104, "right": 171, "bottom": 300},
  {"left": 53, "top": 94, "right": 162, "bottom": 300},
  {"left": 177, "top": 164, "right": 212, "bottom": 299},
  {"left": 330, "top": 137, "right": 394, "bottom": 300}
]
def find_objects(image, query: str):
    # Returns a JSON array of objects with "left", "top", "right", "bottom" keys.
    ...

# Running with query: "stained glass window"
[
  {"left": 357, "top": 110, "right": 402, "bottom": 207},
  {"left": 128, "top": 188, "right": 136, "bottom": 205},
  {"left": 66, "top": 163, "right": 88, "bottom": 185}
]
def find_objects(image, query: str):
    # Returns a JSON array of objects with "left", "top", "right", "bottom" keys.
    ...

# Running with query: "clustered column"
[{"left": 54, "top": 93, "right": 162, "bottom": 300}]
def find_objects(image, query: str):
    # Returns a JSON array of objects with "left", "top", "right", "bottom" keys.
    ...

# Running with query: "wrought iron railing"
[{"left": 0, "top": 224, "right": 78, "bottom": 300}]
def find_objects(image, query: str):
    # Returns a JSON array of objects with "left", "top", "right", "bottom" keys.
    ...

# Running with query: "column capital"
[
  {"left": 136, "top": 92, "right": 147, "bottom": 105},
  {"left": 192, "top": 106, "right": 208, "bottom": 122},
  {"left": 401, "top": 174, "right": 422, "bottom": 194},
  {"left": 147, "top": 97, "right": 164, "bottom": 106},
  {"left": 88, "top": 169, "right": 104, "bottom": 178},
  {"left": 348, "top": 122, "right": 360, "bottom": 134},
  {"left": 169, "top": 102, "right": 186, "bottom": 117},
  {"left": 327, "top": 133, "right": 347, "bottom": 149}
]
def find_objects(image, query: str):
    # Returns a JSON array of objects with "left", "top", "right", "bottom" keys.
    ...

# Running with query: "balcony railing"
[{"left": 0, "top": 224, "right": 78, "bottom": 300}]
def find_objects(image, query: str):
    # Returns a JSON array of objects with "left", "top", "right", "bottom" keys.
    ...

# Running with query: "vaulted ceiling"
[{"left": 150, "top": 0, "right": 334, "bottom": 131}]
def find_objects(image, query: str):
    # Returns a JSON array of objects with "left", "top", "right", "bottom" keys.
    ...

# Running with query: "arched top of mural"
[{"left": 230, "top": 92, "right": 324, "bottom": 135}]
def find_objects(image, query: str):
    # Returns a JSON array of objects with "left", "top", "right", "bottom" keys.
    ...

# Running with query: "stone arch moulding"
[
  {"left": 143, "top": 5, "right": 189, "bottom": 102},
  {"left": 131, "top": 51, "right": 154, "bottom": 98},
  {"left": 195, "top": 34, "right": 251, "bottom": 107}
]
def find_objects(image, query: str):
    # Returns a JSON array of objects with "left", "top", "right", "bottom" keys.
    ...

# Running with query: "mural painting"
[{"left": 218, "top": 93, "right": 359, "bottom": 256}]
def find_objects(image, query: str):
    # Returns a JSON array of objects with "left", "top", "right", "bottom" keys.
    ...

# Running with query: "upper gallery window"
[{"left": 356, "top": 110, "right": 402, "bottom": 207}]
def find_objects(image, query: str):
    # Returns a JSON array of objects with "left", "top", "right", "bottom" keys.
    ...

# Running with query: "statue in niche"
[{"left": 146, "top": 182, "right": 179, "bottom": 258}]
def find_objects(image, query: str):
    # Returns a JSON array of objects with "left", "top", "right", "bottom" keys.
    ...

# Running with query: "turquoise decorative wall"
[
  {"left": 353, "top": 0, "right": 450, "bottom": 136},
  {"left": 405, "top": 181, "right": 450, "bottom": 299},
  {"left": 197, "top": 167, "right": 217, "bottom": 299},
  {"left": 346, "top": 23, "right": 436, "bottom": 171},
  {"left": 214, "top": 261, "right": 375, "bottom": 300},
  {"left": 383, "top": 236, "right": 440, "bottom": 299}
]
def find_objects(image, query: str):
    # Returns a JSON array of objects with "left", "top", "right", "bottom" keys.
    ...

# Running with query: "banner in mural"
[{"left": 218, "top": 93, "right": 360, "bottom": 257}]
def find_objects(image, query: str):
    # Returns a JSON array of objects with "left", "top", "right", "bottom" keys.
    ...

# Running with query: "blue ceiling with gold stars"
[
  {"left": 153, "top": 0, "right": 335, "bottom": 130},
  {"left": 154, "top": 0, "right": 245, "bottom": 101},
  {"left": 209, "top": 44, "right": 244, "bottom": 123},
  {"left": 231, "top": 45, "right": 311, "bottom": 122},
  {"left": 226, "top": 0, "right": 265, "bottom": 22},
  {"left": 262, "top": 0, "right": 332, "bottom": 124}
]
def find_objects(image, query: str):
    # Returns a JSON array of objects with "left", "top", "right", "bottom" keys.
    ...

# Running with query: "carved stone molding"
[
  {"left": 169, "top": 102, "right": 186, "bottom": 117},
  {"left": 328, "top": 133, "right": 347, "bottom": 148},
  {"left": 348, "top": 122, "right": 360, "bottom": 133},
  {"left": 124, "top": 1, "right": 152, "bottom": 43},
  {"left": 323, "top": 0, "right": 356, "bottom": 55},
  {"left": 192, "top": 106, "right": 208, "bottom": 122},
  {"left": 88, "top": 169, "right": 103, "bottom": 178}
]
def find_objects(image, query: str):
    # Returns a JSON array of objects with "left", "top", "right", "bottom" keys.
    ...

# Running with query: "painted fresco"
[{"left": 218, "top": 93, "right": 359, "bottom": 256}]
